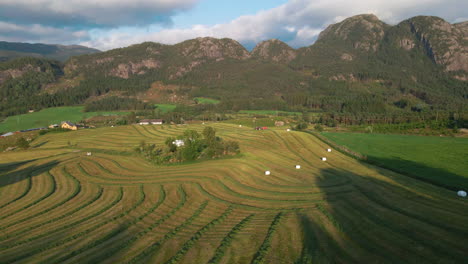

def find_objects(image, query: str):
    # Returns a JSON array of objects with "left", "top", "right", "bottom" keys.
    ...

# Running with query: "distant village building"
[
  {"left": 255, "top": 127, "right": 268, "bottom": 130},
  {"left": 139, "top": 119, "right": 163, "bottom": 125},
  {"left": 275, "top": 121, "right": 285, "bottom": 126},
  {"left": 49, "top": 124, "right": 59, "bottom": 129},
  {"left": 61, "top": 121, "right": 78, "bottom": 131},
  {"left": 173, "top": 139, "right": 185, "bottom": 147},
  {"left": 1, "top": 132, "right": 14, "bottom": 137}
]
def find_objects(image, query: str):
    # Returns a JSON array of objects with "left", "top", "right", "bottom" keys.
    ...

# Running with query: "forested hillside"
[{"left": 0, "top": 14, "right": 466, "bottom": 125}]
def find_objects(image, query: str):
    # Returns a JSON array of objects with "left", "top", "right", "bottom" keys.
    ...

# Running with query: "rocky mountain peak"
[
  {"left": 176, "top": 37, "right": 250, "bottom": 60},
  {"left": 317, "top": 14, "right": 388, "bottom": 52},
  {"left": 251, "top": 39, "right": 297, "bottom": 63}
]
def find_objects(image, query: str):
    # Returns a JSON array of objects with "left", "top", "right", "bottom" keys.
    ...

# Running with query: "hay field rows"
[{"left": 0, "top": 123, "right": 467, "bottom": 263}]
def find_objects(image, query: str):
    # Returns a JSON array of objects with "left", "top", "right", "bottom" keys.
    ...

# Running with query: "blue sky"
[{"left": 0, "top": 0, "right": 467, "bottom": 50}]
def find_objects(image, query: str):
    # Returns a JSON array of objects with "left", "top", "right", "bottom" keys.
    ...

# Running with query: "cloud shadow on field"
[
  {"left": 0, "top": 160, "right": 59, "bottom": 188},
  {"left": 364, "top": 156, "right": 468, "bottom": 191},
  {"left": 304, "top": 164, "right": 468, "bottom": 264}
]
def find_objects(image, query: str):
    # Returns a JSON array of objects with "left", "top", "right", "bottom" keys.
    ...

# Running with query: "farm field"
[
  {"left": 321, "top": 132, "right": 468, "bottom": 190},
  {"left": 154, "top": 104, "right": 177, "bottom": 113},
  {"left": 238, "top": 110, "right": 301, "bottom": 116},
  {"left": 194, "top": 97, "right": 220, "bottom": 104},
  {"left": 0, "top": 106, "right": 129, "bottom": 132},
  {"left": 0, "top": 124, "right": 467, "bottom": 263}
]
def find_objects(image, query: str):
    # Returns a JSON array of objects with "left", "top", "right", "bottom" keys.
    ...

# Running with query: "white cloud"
[
  {"left": 82, "top": 0, "right": 468, "bottom": 50},
  {"left": 0, "top": 21, "right": 89, "bottom": 44},
  {"left": 0, "top": 0, "right": 198, "bottom": 27}
]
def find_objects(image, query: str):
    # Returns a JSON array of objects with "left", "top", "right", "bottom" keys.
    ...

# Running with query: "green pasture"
[
  {"left": 0, "top": 106, "right": 129, "bottom": 132},
  {"left": 154, "top": 104, "right": 177, "bottom": 113},
  {"left": 194, "top": 97, "right": 220, "bottom": 104},
  {"left": 322, "top": 132, "right": 468, "bottom": 189}
]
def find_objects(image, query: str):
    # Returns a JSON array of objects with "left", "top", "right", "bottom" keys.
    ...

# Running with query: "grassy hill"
[{"left": 0, "top": 124, "right": 466, "bottom": 263}]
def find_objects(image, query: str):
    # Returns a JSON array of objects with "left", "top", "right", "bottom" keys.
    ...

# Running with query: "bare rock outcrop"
[{"left": 251, "top": 39, "right": 297, "bottom": 63}]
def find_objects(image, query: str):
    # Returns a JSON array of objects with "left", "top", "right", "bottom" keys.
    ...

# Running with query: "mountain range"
[
  {"left": 0, "top": 41, "right": 100, "bottom": 62},
  {"left": 0, "top": 14, "right": 466, "bottom": 118}
]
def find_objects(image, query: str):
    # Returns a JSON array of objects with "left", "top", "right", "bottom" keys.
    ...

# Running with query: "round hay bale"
[
  {"left": 295, "top": 165, "right": 301, "bottom": 169},
  {"left": 239, "top": 125, "right": 242, "bottom": 127},
  {"left": 287, "top": 129, "right": 291, "bottom": 132},
  {"left": 265, "top": 171, "right": 271, "bottom": 175},
  {"left": 321, "top": 157, "right": 327, "bottom": 161},
  {"left": 458, "top": 190, "right": 467, "bottom": 197},
  {"left": 327, "top": 148, "right": 332, "bottom": 152}
]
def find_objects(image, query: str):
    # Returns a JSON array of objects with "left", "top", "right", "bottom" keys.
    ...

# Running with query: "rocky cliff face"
[
  {"left": 403, "top": 16, "right": 468, "bottom": 73},
  {"left": 251, "top": 39, "right": 297, "bottom": 63}
]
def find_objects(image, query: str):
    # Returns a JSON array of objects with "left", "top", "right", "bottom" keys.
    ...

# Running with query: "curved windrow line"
[
  {"left": 131, "top": 125, "right": 151, "bottom": 138},
  {"left": 3, "top": 185, "right": 143, "bottom": 264},
  {"left": 83, "top": 157, "right": 348, "bottom": 198},
  {"left": 193, "top": 183, "right": 317, "bottom": 211},
  {"left": 207, "top": 214, "right": 255, "bottom": 264},
  {"left": 126, "top": 200, "right": 209, "bottom": 264},
  {"left": 0, "top": 176, "right": 32, "bottom": 211},
  {"left": 73, "top": 185, "right": 168, "bottom": 263},
  {"left": 42, "top": 185, "right": 150, "bottom": 264},
  {"left": 0, "top": 171, "right": 56, "bottom": 221},
  {"left": 81, "top": 154, "right": 339, "bottom": 194},
  {"left": 101, "top": 185, "right": 188, "bottom": 263},
  {"left": 0, "top": 166, "right": 81, "bottom": 232},
  {"left": 163, "top": 206, "right": 234, "bottom": 264},
  {"left": 0, "top": 187, "right": 122, "bottom": 251},
  {"left": 250, "top": 212, "right": 285, "bottom": 264},
  {"left": 0, "top": 186, "right": 104, "bottom": 242},
  {"left": 78, "top": 162, "right": 326, "bottom": 204}
]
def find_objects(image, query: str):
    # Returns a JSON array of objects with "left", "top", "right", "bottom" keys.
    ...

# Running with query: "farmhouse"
[
  {"left": 61, "top": 121, "right": 78, "bottom": 130},
  {"left": 139, "top": 119, "right": 163, "bottom": 125}
]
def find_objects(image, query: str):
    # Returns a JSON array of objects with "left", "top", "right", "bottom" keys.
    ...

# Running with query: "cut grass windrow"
[
  {"left": 68, "top": 185, "right": 167, "bottom": 264},
  {"left": 41, "top": 185, "right": 147, "bottom": 264},
  {"left": 127, "top": 200, "right": 209, "bottom": 264},
  {"left": 0, "top": 171, "right": 55, "bottom": 221},
  {"left": 250, "top": 212, "right": 284, "bottom": 264},
  {"left": 164, "top": 206, "right": 234, "bottom": 264},
  {"left": 207, "top": 214, "right": 255, "bottom": 264},
  {"left": 0, "top": 172, "right": 32, "bottom": 210},
  {"left": 0, "top": 187, "right": 118, "bottom": 251},
  {"left": 2, "top": 187, "right": 127, "bottom": 263},
  {"left": 0, "top": 186, "right": 104, "bottom": 243},
  {"left": 0, "top": 166, "right": 81, "bottom": 232}
]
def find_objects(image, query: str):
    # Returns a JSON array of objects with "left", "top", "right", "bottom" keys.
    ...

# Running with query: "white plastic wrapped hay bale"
[
  {"left": 458, "top": 190, "right": 467, "bottom": 197},
  {"left": 327, "top": 148, "right": 332, "bottom": 152},
  {"left": 295, "top": 165, "right": 301, "bottom": 169},
  {"left": 321, "top": 157, "right": 327, "bottom": 161},
  {"left": 239, "top": 125, "right": 242, "bottom": 127},
  {"left": 265, "top": 171, "right": 271, "bottom": 175},
  {"left": 287, "top": 129, "right": 291, "bottom": 132}
]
